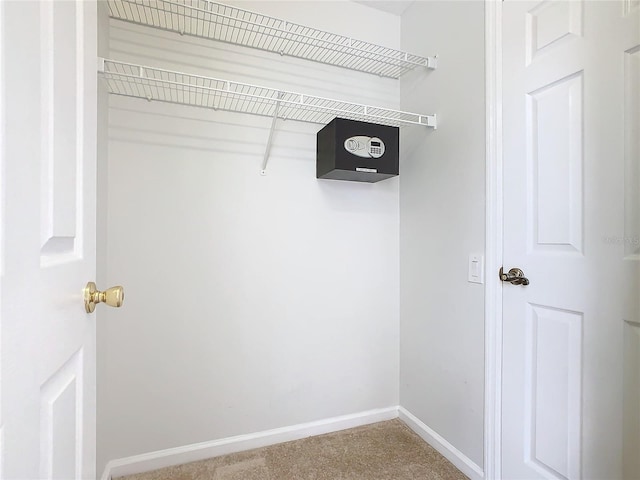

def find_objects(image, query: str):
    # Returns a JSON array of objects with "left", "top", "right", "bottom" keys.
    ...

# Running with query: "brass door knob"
[{"left": 84, "top": 282, "right": 124, "bottom": 313}]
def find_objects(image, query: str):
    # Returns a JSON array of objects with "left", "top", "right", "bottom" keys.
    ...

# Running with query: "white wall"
[
  {"left": 98, "top": 2, "right": 401, "bottom": 473},
  {"left": 399, "top": 0, "right": 486, "bottom": 470}
]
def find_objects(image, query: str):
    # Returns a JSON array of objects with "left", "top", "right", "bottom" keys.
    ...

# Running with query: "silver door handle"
[{"left": 499, "top": 267, "right": 529, "bottom": 286}]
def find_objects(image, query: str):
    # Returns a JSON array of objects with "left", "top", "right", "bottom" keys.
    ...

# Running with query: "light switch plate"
[{"left": 468, "top": 254, "right": 484, "bottom": 284}]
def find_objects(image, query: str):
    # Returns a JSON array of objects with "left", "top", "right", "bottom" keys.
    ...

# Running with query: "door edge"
[{"left": 484, "top": 1, "right": 504, "bottom": 479}]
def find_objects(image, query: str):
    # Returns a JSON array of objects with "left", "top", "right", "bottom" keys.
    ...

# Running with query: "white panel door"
[
  {"left": 1, "top": 1, "right": 98, "bottom": 479},
  {"left": 502, "top": 1, "right": 640, "bottom": 479}
]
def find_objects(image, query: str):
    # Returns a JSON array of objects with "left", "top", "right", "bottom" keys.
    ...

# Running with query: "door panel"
[
  {"left": 526, "top": 0, "right": 582, "bottom": 65},
  {"left": 502, "top": 1, "right": 640, "bottom": 479},
  {"left": 40, "top": 0, "right": 82, "bottom": 264},
  {"left": 39, "top": 350, "right": 83, "bottom": 479},
  {"left": 526, "top": 70, "right": 583, "bottom": 254},
  {"left": 624, "top": 321, "right": 640, "bottom": 480},
  {"left": 524, "top": 304, "right": 582, "bottom": 480},
  {"left": 625, "top": 46, "right": 640, "bottom": 260},
  {"left": 1, "top": 1, "right": 97, "bottom": 478}
]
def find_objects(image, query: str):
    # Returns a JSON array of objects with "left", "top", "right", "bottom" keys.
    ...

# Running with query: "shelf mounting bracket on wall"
[{"left": 261, "top": 93, "right": 283, "bottom": 176}]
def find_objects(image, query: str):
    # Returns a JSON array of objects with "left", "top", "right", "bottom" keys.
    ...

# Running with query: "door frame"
[
  {"left": 0, "top": 0, "right": 5, "bottom": 472},
  {"left": 484, "top": 1, "right": 504, "bottom": 479}
]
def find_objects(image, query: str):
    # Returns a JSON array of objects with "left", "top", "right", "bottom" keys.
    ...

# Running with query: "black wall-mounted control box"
[{"left": 316, "top": 118, "right": 399, "bottom": 183}]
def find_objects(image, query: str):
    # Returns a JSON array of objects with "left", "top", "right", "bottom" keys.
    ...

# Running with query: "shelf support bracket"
[
  {"left": 261, "top": 93, "right": 283, "bottom": 175},
  {"left": 426, "top": 56, "right": 438, "bottom": 70},
  {"left": 422, "top": 114, "right": 437, "bottom": 129}
]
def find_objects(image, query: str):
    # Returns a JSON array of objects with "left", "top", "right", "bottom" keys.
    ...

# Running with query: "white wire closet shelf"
[
  {"left": 107, "top": 0, "right": 437, "bottom": 79},
  {"left": 99, "top": 59, "right": 438, "bottom": 128}
]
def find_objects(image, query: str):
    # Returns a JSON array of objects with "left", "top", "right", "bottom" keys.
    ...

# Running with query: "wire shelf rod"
[{"left": 99, "top": 59, "right": 437, "bottom": 128}]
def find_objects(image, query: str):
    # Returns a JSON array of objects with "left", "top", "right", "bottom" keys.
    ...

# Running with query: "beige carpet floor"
[{"left": 117, "top": 419, "right": 468, "bottom": 480}]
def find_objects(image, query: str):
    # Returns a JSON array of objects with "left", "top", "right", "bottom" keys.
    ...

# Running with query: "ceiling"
[{"left": 352, "top": 0, "right": 415, "bottom": 16}]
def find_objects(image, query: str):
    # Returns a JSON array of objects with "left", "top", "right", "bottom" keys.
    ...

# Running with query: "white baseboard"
[
  {"left": 399, "top": 406, "right": 484, "bottom": 480},
  {"left": 100, "top": 406, "right": 399, "bottom": 480}
]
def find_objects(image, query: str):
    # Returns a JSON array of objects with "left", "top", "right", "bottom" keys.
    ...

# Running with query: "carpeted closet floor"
[{"left": 117, "top": 419, "right": 468, "bottom": 480}]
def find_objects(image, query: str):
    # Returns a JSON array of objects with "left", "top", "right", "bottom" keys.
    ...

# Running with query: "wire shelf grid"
[
  {"left": 107, "top": 0, "right": 435, "bottom": 78},
  {"left": 99, "top": 59, "right": 437, "bottom": 128}
]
